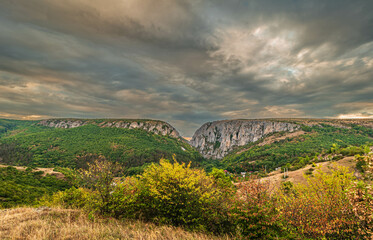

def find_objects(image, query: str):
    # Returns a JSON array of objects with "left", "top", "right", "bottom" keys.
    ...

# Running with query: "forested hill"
[
  {"left": 0, "top": 119, "right": 203, "bottom": 175},
  {"left": 0, "top": 119, "right": 37, "bottom": 137}
]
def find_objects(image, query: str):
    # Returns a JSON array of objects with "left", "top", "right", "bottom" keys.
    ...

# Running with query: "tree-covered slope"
[
  {"left": 206, "top": 123, "right": 373, "bottom": 173},
  {"left": 0, "top": 119, "right": 36, "bottom": 137},
  {"left": 0, "top": 120, "right": 203, "bottom": 174},
  {"left": 0, "top": 166, "right": 70, "bottom": 208}
]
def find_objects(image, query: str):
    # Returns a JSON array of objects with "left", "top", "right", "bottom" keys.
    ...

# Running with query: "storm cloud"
[{"left": 0, "top": 0, "right": 372, "bottom": 136}]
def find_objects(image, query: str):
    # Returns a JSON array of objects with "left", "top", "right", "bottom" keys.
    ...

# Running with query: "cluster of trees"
[{"left": 42, "top": 157, "right": 373, "bottom": 239}]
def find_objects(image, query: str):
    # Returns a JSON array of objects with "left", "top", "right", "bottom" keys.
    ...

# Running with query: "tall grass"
[{"left": 0, "top": 208, "right": 230, "bottom": 240}]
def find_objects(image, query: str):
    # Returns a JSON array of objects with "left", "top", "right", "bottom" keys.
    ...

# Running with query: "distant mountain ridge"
[
  {"left": 1, "top": 118, "right": 373, "bottom": 174},
  {"left": 38, "top": 118, "right": 181, "bottom": 139}
]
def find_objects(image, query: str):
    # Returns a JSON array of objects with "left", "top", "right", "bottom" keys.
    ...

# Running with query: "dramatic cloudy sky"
[{"left": 0, "top": 0, "right": 373, "bottom": 136}]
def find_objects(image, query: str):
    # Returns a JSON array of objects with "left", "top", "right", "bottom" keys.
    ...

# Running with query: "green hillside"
[
  {"left": 210, "top": 123, "right": 373, "bottom": 173},
  {"left": 0, "top": 119, "right": 36, "bottom": 137},
  {"left": 0, "top": 120, "right": 203, "bottom": 174},
  {"left": 0, "top": 166, "right": 71, "bottom": 208}
]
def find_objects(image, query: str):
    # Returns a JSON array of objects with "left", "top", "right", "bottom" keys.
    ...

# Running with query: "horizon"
[{"left": 0, "top": 0, "right": 373, "bottom": 137}]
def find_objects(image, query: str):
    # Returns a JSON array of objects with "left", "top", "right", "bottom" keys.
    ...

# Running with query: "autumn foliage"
[
  {"left": 46, "top": 158, "right": 373, "bottom": 239},
  {"left": 277, "top": 165, "right": 369, "bottom": 239}
]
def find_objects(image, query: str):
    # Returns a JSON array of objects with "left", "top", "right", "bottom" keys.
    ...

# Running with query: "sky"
[{"left": 0, "top": 0, "right": 373, "bottom": 137}]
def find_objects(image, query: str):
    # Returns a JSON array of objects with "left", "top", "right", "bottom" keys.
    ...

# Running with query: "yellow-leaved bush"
[
  {"left": 277, "top": 165, "right": 362, "bottom": 239},
  {"left": 110, "top": 159, "right": 234, "bottom": 234}
]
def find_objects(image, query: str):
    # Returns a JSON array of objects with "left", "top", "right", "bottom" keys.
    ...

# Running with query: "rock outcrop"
[
  {"left": 38, "top": 119, "right": 181, "bottom": 138},
  {"left": 190, "top": 120, "right": 299, "bottom": 159}
]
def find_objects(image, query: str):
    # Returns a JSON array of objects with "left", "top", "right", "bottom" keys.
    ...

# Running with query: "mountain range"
[{"left": 0, "top": 118, "right": 372, "bottom": 174}]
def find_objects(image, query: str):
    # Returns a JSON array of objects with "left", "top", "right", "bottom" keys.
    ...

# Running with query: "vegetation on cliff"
[
  {"left": 217, "top": 124, "right": 373, "bottom": 173},
  {"left": 0, "top": 120, "right": 203, "bottom": 174}
]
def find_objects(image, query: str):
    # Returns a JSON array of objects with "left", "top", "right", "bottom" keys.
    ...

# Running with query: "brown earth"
[{"left": 0, "top": 164, "right": 65, "bottom": 179}]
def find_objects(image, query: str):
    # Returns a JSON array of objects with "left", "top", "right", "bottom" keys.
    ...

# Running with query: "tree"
[{"left": 78, "top": 156, "right": 121, "bottom": 213}]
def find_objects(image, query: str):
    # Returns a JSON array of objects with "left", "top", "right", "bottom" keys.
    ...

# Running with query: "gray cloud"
[{"left": 0, "top": 0, "right": 373, "bottom": 136}]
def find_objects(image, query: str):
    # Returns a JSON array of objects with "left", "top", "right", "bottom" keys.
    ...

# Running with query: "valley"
[
  {"left": 1, "top": 118, "right": 373, "bottom": 175},
  {"left": 1, "top": 117, "right": 372, "bottom": 239}
]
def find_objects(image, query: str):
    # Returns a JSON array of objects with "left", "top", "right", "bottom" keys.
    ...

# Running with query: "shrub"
[
  {"left": 78, "top": 157, "right": 121, "bottom": 213},
  {"left": 304, "top": 167, "right": 314, "bottom": 175},
  {"left": 348, "top": 180, "right": 373, "bottom": 238},
  {"left": 230, "top": 177, "right": 283, "bottom": 239},
  {"left": 277, "top": 166, "right": 361, "bottom": 239},
  {"left": 108, "top": 176, "right": 145, "bottom": 219},
  {"left": 209, "top": 168, "right": 234, "bottom": 189},
  {"left": 280, "top": 181, "right": 294, "bottom": 194},
  {"left": 133, "top": 159, "right": 234, "bottom": 234},
  {"left": 357, "top": 159, "right": 368, "bottom": 173},
  {"left": 44, "top": 187, "right": 92, "bottom": 209}
]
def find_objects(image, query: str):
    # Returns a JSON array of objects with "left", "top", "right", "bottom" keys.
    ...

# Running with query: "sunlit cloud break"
[{"left": 0, "top": 0, "right": 372, "bottom": 136}]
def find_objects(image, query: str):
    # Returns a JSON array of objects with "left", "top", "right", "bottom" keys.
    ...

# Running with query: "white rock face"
[
  {"left": 190, "top": 120, "right": 299, "bottom": 159},
  {"left": 38, "top": 119, "right": 180, "bottom": 138}
]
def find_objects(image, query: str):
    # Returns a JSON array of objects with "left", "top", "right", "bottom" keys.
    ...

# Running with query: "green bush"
[
  {"left": 304, "top": 167, "right": 314, "bottom": 175},
  {"left": 45, "top": 187, "right": 92, "bottom": 209},
  {"left": 356, "top": 159, "right": 368, "bottom": 173},
  {"left": 108, "top": 176, "right": 145, "bottom": 219},
  {"left": 209, "top": 168, "right": 233, "bottom": 189}
]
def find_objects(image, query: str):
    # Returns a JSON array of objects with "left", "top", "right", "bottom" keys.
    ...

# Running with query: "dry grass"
[
  {"left": 0, "top": 208, "right": 230, "bottom": 240},
  {"left": 246, "top": 157, "right": 358, "bottom": 190}
]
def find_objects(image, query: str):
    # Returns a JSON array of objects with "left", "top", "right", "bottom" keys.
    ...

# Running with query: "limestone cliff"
[
  {"left": 190, "top": 120, "right": 299, "bottom": 159},
  {"left": 38, "top": 119, "right": 181, "bottom": 138}
]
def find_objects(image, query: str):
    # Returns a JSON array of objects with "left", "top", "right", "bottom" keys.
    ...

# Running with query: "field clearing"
[{"left": 0, "top": 208, "right": 230, "bottom": 240}]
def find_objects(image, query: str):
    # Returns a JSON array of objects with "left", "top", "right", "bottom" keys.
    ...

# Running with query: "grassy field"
[{"left": 0, "top": 208, "right": 230, "bottom": 240}]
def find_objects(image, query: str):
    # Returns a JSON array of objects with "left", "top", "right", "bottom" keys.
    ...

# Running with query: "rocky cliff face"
[
  {"left": 38, "top": 119, "right": 181, "bottom": 138},
  {"left": 190, "top": 120, "right": 299, "bottom": 159}
]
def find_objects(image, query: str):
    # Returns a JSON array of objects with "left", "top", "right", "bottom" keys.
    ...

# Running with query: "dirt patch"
[{"left": 0, "top": 164, "right": 65, "bottom": 179}]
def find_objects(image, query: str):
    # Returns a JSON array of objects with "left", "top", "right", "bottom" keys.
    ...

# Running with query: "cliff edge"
[{"left": 190, "top": 119, "right": 299, "bottom": 159}]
